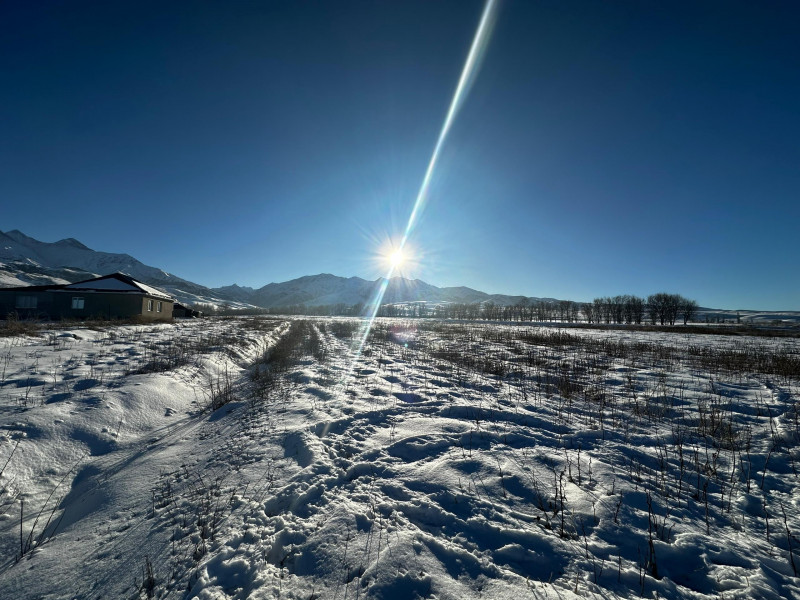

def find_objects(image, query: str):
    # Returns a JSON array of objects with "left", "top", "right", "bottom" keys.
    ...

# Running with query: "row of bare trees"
[
  {"left": 585, "top": 295, "right": 645, "bottom": 324},
  {"left": 587, "top": 294, "right": 698, "bottom": 326},
  {"left": 377, "top": 293, "right": 699, "bottom": 325},
  {"left": 647, "top": 293, "right": 698, "bottom": 325},
  {"left": 202, "top": 293, "right": 699, "bottom": 326}
]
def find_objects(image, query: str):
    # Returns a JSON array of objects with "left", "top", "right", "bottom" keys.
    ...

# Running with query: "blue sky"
[{"left": 2, "top": 1, "right": 798, "bottom": 310}]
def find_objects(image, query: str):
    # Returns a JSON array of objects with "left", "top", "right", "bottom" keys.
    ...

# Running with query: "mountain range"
[{"left": 0, "top": 230, "right": 552, "bottom": 310}]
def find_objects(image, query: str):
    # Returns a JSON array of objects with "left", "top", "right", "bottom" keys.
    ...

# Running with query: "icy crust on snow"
[{"left": 0, "top": 319, "right": 798, "bottom": 599}]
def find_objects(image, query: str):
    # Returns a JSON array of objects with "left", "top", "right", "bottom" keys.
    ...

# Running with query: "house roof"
[
  {"left": 0, "top": 283, "right": 57, "bottom": 292},
  {"left": 1, "top": 273, "right": 174, "bottom": 301},
  {"left": 63, "top": 273, "right": 174, "bottom": 300}
]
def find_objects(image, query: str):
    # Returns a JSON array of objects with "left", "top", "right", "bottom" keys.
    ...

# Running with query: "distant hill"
[
  {"left": 224, "top": 273, "right": 556, "bottom": 309},
  {"left": 0, "top": 230, "right": 557, "bottom": 311},
  {"left": 3, "top": 230, "right": 797, "bottom": 321},
  {"left": 0, "top": 230, "right": 251, "bottom": 309}
]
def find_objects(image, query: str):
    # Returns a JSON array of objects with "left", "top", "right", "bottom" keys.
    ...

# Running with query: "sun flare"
[
  {"left": 389, "top": 249, "right": 405, "bottom": 268},
  {"left": 380, "top": 243, "right": 416, "bottom": 274},
  {"left": 371, "top": 238, "right": 418, "bottom": 277}
]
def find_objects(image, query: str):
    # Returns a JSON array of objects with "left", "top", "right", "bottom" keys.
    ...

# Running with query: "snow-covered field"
[{"left": 0, "top": 317, "right": 798, "bottom": 599}]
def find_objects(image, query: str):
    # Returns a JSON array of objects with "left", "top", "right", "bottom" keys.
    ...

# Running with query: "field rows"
[{"left": 0, "top": 317, "right": 798, "bottom": 599}]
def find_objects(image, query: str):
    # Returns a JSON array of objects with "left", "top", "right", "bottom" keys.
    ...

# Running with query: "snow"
[
  {"left": 0, "top": 268, "right": 72, "bottom": 288},
  {"left": 0, "top": 230, "right": 165, "bottom": 286},
  {"left": 131, "top": 280, "right": 175, "bottom": 300},
  {"left": 0, "top": 317, "right": 798, "bottom": 599}
]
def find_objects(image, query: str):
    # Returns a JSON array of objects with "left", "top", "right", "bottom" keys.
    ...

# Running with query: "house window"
[
  {"left": 156, "top": 301, "right": 162, "bottom": 313},
  {"left": 71, "top": 297, "right": 85, "bottom": 310},
  {"left": 147, "top": 299, "right": 153, "bottom": 311},
  {"left": 15, "top": 295, "right": 37, "bottom": 309}
]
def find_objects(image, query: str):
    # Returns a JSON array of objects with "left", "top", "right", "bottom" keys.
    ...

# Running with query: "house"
[
  {"left": 0, "top": 273, "right": 175, "bottom": 321},
  {"left": 172, "top": 302, "right": 203, "bottom": 319}
]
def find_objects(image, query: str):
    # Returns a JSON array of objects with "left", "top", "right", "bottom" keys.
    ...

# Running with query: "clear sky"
[{"left": 2, "top": 1, "right": 798, "bottom": 310}]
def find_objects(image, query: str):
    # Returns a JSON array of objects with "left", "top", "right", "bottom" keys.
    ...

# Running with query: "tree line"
[
  {"left": 583, "top": 293, "right": 698, "bottom": 325},
  {"left": 194, "top": 293, "right": 699, "bottom": 326},
  {"left": 382, "top": 293, "right": 698, "bottom": 325}
]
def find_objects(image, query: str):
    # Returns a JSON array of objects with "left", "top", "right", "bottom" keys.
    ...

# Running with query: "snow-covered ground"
[{"left": 0, "top": 317, "right": 798, "bottom": 599}]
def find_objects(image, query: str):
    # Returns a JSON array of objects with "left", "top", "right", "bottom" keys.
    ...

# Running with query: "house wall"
[
  {"left": 0, "top": 290, "right": 173, "bottom": 321},
  {"left": 0, "top": 290, "right": 56, "bottom": 319},
  {"left": 62, "top": 292, "right": 147, "bottom": 320},
  {"left": 138, "top": 296, "right": 173, "bottom": 321}
]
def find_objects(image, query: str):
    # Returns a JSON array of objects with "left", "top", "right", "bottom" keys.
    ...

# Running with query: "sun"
[
  {"left": 389, "top": 248, "right": 406, "bottom": 269},
  {"left": 373, "top": 238, "right": 417, "bottom": 276}
]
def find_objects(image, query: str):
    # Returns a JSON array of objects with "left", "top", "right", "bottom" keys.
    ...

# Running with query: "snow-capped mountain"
[
  {"left": 0, "top": 230, "right": 551, "bottom": 310},
  {"left": 228, "top": 273, "right": 551, "bottom": 309},
  {"left": 2, "top": 231, "right": 798, "bottom": 321},
  {"left": 0, "top": 230, "right": 251, "bottom": 309},
  {"left": 1, "top": 229, "right": 163, "bottom": 280}
]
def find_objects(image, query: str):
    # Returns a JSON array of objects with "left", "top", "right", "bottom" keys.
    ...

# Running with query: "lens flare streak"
[
  {"left": 400, "top": 0, "right": 499, "bottom": 249},
  {"left": 340, "top": 0, "right": 499, "bottom": 393}
]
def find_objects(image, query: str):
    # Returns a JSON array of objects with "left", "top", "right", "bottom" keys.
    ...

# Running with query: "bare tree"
[
  {"left": 582, "top": 302, "right": 594, "bottom": 324},
  {"left": 647, "top": 294, "right": 662, "bottom": 325},
  {"left": 681, "top": 298, "right": 698, "bottom": 325},
  {"left": 629, "top": 296, "right": 645, "bottom": 324},
  {"left": 648, "top": 293, "right": 692, "bottom": 326}
]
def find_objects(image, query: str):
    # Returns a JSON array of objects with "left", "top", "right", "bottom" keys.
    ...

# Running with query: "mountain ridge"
[
  {"left": 2, "top": 230, "right": 798, "bottom": 321},
  {"left": 0, "top": 230, "right": 554, "bottom": 310}
]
